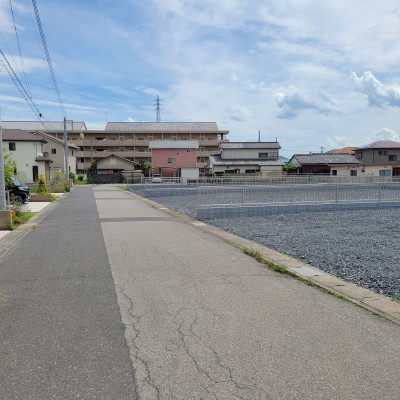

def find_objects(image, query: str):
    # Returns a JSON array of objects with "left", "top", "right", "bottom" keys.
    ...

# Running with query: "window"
[
  {"left": 331, "top": 170, "right": 337, "bottom": 176},
  {"left": 379, "top": 170, "right": 391, "bottom": 176},
  {"left": 389, "top": 155, "right": 397, "bottom": 161},
  {"left": 350, "top": 170, "right": 357, "bottom": 176},
  {"left": 168, "top": 158, "right": 176, "bottom": 163},
  {"left": 259, "top": 152, "right": 269, "bottom": 159},
  {"left": 43, "top": 152, "right": 49, "bottom": 158},
  {"left": 356, "top": 151, "right": 363, "bottom": 159},
  {"left": 9, "top": 142, "right": 16, "bottom": 151},
  {"left": 51, "top": 148, "right": 56, "bottom": 154}
]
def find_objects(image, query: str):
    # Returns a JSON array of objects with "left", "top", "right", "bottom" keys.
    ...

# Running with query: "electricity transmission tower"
[{"left": 155, "top": 95, "right": 162, "bottom": 122}]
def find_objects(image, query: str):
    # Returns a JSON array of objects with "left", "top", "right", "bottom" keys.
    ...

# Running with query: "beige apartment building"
[{"left": 3, "top": 121, "right": 229, "bottom": 175}]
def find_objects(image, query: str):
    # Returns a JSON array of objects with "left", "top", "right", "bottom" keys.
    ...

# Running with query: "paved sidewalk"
[{"left": 1, "top": 185, "right": 400, "bottom": 399}]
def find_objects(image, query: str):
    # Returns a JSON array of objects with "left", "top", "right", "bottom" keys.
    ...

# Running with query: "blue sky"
[{"left": 1, "top": 0, "right": 400, "bottom": 157}]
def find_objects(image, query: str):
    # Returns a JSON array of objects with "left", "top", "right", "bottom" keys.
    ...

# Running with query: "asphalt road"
[{"left": 1, "top": 185, "right": 400, "bottom": 399}]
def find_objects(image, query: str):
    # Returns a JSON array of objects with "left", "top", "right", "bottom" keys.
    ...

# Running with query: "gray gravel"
[{"left": 140, "top": 191, "right": 400, "bottom": 299}]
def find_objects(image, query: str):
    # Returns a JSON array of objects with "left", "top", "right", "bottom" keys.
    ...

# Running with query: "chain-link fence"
[{"left": 197, "top": 182, "right": 400, "bottom": 207}]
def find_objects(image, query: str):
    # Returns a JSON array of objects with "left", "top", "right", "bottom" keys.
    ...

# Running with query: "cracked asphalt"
[{"left": 1, "top": 185, "right": 400, "bottom": 399}]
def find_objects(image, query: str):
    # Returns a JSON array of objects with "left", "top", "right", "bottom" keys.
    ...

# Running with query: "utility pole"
[
  {"left": 63, "top": 117, "right": 69, "bottom": 180},
  {"left": 155, "top": 95, "right": 161, "bottom": 122},
  {"left": 0, "top": 118, "right": 6, "bottom": 210}
]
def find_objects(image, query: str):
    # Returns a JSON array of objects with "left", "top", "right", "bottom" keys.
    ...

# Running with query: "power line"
[
  {"left": 0, "top": 49, "right": 44, "bottom": 120},
  {"left": 9, "top": 0, "right": 32, "bottom": 98},
  {"left": 31, "top": 0, "right": 65, "bottom": 117}
]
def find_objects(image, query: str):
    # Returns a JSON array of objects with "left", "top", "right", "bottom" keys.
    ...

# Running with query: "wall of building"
[
  {"left": 221, "top": 148, "right": 279, "bottom": 160},
  {"left": 355, "top": 149, "right": 400, "bottom": 165},
  {"left": 151, "top": 148, "right": 197, "bottom": 177},
  {"left": 363, "top": 165, "right": 393, "bottom": 176},
  {"left": 4, "top": 141, "right": 46, "bottom": 183}
]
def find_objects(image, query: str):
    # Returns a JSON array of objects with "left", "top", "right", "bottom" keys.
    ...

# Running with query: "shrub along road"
[{"left": 1, "top": 184, "right": 400, "bottom": 399}]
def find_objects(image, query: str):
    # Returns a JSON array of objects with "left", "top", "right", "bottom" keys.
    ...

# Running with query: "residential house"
[
  {"left": 93, "top": 153, "right": 139, "bottom": 174},
  {"left": 209, "top": 142, "right": 284, "bottom": 176},
  {"left": 2, "top": 129, "right": 52, "bottom": 183},
  {"left": 288, "top": 153, "right": 362, "bottom": 176},
  {"left": 2, "top": 121, "right": 229, "bottom": 175},
  {"left": 149, "top": 140, "right": 199, "bottom": 177},
  {"left": 32, "top": 131, "right": 79, "bottom": 179},
  {"left": 354, "top": 140, "right": 400, "bottom": 177}
]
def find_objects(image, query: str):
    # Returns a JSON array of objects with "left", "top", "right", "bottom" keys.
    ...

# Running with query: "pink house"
[{"left": 149, "top": 140, "right": 199, "bottom": 177}]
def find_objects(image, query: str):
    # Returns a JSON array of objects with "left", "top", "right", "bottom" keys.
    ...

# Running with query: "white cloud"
[
  {"left": 367, "top": 127, "right": 400, "bottom": 142},
  {"left": 351, "top": 71, "right": 400, "bottom": 107},
  {"left": 228, "top": 105, "right": 252, "bottom": 121},
  {"left": 275, "top": 88, "right": 339, "bottom": 119}
]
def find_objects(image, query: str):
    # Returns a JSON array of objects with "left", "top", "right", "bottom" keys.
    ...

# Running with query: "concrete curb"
[
  {"left": 0, "top": 192, "right": 71, "bottom": 261},
  {"left": 123, "top": 188, "right": 400, "bottom": 326}
]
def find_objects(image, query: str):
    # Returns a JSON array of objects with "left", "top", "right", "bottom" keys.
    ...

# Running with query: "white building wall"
[
  {"left": 4, "top": 141, "right": 46, "bottom": 183},
  {"left": 363, "top": 165, "right": 392, "bottom": 176},
  {"left": 221, "top": 148, "right": 279, "bottom": 160}
]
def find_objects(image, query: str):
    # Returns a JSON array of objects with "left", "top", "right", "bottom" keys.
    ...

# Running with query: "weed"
[{"left": 243, "top": 248, "right": 315, "bottom": 287}]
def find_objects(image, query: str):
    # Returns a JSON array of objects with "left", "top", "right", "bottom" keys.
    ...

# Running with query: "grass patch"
[
  {"left": 10, "top": 205, "right": 36, "bottom": 230},
  {"left": 51, "top": 194, "right": 58, "bottom": 202},
  {"left": 243, "top": 248, "right": 315, "bottom": 287}
]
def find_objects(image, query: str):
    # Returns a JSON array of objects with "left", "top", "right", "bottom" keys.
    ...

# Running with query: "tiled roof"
[
  {"left": 2, "top": 129, "right": 47, "bottom": 143},
  {"left": 326, "top": 147, "right": 356, "bottom": 154},
  {"left": 291, "top": 154, "right": 360, "bottom": 165},
  {"left": 34, "top": 131, "right": 80, "bottom": 149},
  {"left": 210, "top": 155, "right": 284, "bottom": 166},
  {"left": 35, "top": 156, "right": 53, "bottom": 163},
  {"left": 356, "top": 140, "right": 400, "bottom": 149},
  {"left": 220, "top": 142, "right": 281, "bottom": 150},
  {"left": 93, "top": 153, "right": 139, "bottom": 166},
  {"left": 105, "top": 122, "right": 223, "bottom": 132},
  {"left": 2, "top": 121, "right": 87, "bottom": 132},
  {"left": 149, "top": 140, "right": 199, "bottom": 149}
]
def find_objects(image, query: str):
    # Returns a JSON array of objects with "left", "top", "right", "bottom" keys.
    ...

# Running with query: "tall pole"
[
  {"left": 0, "top": 119, "right": 7, "bottom": 210},
  {"left": 155, "top": 95, "right": 161, "bottom": 122},
  {"left": 63, "top": 117, "right": 69, "bottom": 180}
]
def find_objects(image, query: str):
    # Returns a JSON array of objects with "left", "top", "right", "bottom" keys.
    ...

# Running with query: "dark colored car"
[{"left": 8, "top": 177, "right": 30, "bottom": 203}]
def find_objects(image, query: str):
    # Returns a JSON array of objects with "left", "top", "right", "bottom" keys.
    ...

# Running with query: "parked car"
[
  {"left": 7, "top": 177, "right": 30, "bottom": 203},
  {"left": 151, "top": 174, "right": 163, "bottom": 183}
]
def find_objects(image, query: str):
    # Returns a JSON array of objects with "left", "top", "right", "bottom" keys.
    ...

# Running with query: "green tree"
[
  {"left": 138, "top": 160, "right": 151, "bottom": 177},
  {"left": 3, "top": 147, "right": 17, "bottom": 187},
  {"left": 35, "top": 174, "right": 49, "bottom": 194},
  {"left": 87, "top": 161, "right": 97, "bottom": 174},
  {"left": 283, "top": 162, "right": 297, "bottom": 174}
]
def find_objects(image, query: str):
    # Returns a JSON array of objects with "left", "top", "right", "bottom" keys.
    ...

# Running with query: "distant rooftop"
[
  {"left": 210, "top": 155, "right": 284, "bottom": 166},
  {"left": 356, "top": 140, "right": 400, "bottom": 150},
  {"left": 291, "top": 153, "right": 360, "bottom": 165},
  {"left": 2, "top": 129, "right": 47, "bottom": 143},
  {"left": 220, "top": 142, "right": 281, "bottom": 150},
  {"left": 105, "top": 122, "right": 226, "bottom": 132},
  {"left": 149, "top": 140, "right": 199, "bottom": 149},
  {"left": 2, "top": 121, "right": 87, "bottom": 132}
]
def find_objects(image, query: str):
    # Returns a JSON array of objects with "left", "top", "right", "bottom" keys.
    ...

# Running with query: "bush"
[
  {"left": 64, "top": 184, "right": 71, "bottom": 192},
  {"left": 10, "top": 203, "right": 31, "bottom": 217},
  {"left": 78, "top": 175, "right": 84, "bottom": 181},
  {"left": 35, "top": 175, "right": 49, "bottom": 194}
]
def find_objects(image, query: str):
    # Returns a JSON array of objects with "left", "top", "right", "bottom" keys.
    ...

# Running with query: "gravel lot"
[{"left": 139, "top": 190, "right": 400, "bottom": 299}]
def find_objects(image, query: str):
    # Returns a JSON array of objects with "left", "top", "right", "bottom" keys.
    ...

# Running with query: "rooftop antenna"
[
  {"left": 320, "top": 146, "right": 324, "bottom": 153},
  {"left": 258, "top": 131, "right": 260, "bottom": 142},
  {"left": 155, "top": 95, "right": 161, "bottom": 122}
]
